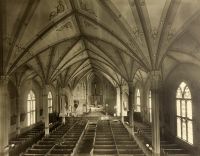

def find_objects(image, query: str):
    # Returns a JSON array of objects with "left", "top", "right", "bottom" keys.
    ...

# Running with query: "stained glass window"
[
  {"left": 48, "top": 92, "right": 53, "bottom": 113},
  {"left": 27, "top": 90, "right": 36, "bottom": 126},
  {"left": 176, "top": 82, "right": 193, "bottom": 144},
  {"left": 135, "top": 89, "right": 141, "bottom": 112}
]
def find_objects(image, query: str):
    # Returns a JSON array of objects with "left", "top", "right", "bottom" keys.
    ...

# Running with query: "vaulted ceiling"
[{"left": 2, "top": 0, "right": 200, "bottom": 88}]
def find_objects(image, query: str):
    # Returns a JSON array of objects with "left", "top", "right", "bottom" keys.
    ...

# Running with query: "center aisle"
[
  {"left": 93, "top": 120, "right": 117, "bottom": 156},
  {"left": 110, "top": 120, "right": 145, "bottom": 156},
  {"left": 92, "top": 120, "right": 145, "bottom": 156}
]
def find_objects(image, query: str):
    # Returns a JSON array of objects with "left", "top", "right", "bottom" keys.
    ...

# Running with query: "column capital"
[
  {"left": 0, "top": 75, "right": 9, "bottom": 84},
  {"left": 42, "top": 84, "right": 50, "bottom": 89},
  {"left": 115, "top": 85, "right": 119, "bottom": 89},
  {"left": 60, "top": 86, "right": 65, "bottom": 90},
  {"left": 16, "top": 85, "right": 21, "bottom": 95},
  {"left": 119, "top": 83, "right": 125, "bottom": 87},
  {"left": 150, "top": 70, "right": 161, "bottom": 81},
  {"left": 150, "top": 70, "right": 162, "bottom": 90},
  {"left": 127, "top": 81, "right": 134, "bottom": 87},
  {"left": 42, "top": 85, "right": 49, "bottom": 96},
  {"left": 119, "top": 86, "right": 123, "bottom": 93},
  {"left": 60, "top": 87, "right": 65, "bottom": 95}
]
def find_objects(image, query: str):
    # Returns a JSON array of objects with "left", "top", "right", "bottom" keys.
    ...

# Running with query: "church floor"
[
  {"left": 15, "top": 112, "right": 145, "bottom": 156},
  {"left": 9, "top": 111, "right": 193, "bottom": 156},
  {"left": 84, "top": 110, "right": 108, "bottom": 117}
]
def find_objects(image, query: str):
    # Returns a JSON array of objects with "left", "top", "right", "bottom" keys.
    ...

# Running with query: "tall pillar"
[
  {"left": 116, "top": 87, "right": 120, "bottom": 116},
  {"left": 119, "top": 85, "right": 124, "bottom": 122},
  {"left": 128, "top": 81, "right": 135, "bottom": 128},
  {"left": 151, "top": 71, "right": 161, "bottom": 156},
  {"left": 60, "top": 88, "right": 66, "bottom": 124},
  {"left": 0, "top": 76, "right": 9, "bottom": 156},
  {"left": 43, "top": 85, "right": 49, "bottom": 136},
  {"left": 59, "top": 88, "right": 61, "bottom": 114},
  {"left": 56, "top": 90, "right": 59, "bottom": 113},
  {"left": 86, "top": 80, "right": 88, "bottom": 112},
  {"left": 16, "top": 86, "right": 21, "bottom": 135},
  {"left": 141, "top": 89, "right": 147, "bottom": 122}
]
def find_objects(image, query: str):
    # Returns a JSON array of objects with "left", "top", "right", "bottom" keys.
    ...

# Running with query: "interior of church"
[{"left": 1, "top": 0, "right": 200, "bottom": 156}]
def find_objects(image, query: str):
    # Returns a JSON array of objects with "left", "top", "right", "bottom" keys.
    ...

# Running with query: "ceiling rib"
[{"left": 8, "top": 10, "right": 75, "bottom": 74}]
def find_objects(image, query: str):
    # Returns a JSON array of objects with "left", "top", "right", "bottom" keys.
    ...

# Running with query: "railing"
[
  {"left": 28, "top": 120, "right": 79, "bottom": 156},
  {"left": 122, "top": 121, "right": 152, "bottom": 156},
  {"left": 46, "top": 120, "right": 79, "bottom": 156},
  {"left": 71, "top": 120, "right": 88, "bottom": 156},
  {"left": 90, "top": 122, "right": 97, "bottom": 156},
  {"left": 109, "top": 120, "right": 120, "bottom": 156},
  {"left": 161, "top": 148, "right": 167, "bottom": 156}
]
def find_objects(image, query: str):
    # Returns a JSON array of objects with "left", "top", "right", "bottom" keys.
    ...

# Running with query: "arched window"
[
  {"left": 176, "top": 82, "right": 193, "bottom": 144},
  {"left": 135, "top": 89, "right": 141, "bottom": 112},
  {"left": 27, "top": 90, "right": 36, "bottom": 126},
  {"left": 148, "top": 90, "right": 152, "bottom": 123},
  {"left": 48, "top": 92, "right": 53, "bottom": 113}
]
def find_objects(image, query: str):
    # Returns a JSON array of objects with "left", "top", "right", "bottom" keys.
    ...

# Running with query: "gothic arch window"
[
  {"left": 176, "top": 82, "right": 193, "bottom": 144},
  {"left": 27, "top": 90, "right": 36, "bottom": 126},
  {"left": 48, "top": 92, "right": 53, "bottom": 113},
  {"left": 135, "top": 89, "right": 141, "bottom": 112},
  {"left": 148, "top": 90, "right": 152, "bottom": 123}
]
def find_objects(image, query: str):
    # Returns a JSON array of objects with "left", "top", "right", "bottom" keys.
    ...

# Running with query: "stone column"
[
  {"left": 128, "top": 81, "right": 135, "bottom": 128},
  {"left": 56, "top": 90, "right": 59, "bottom": 113},
  {"left": 116, "top": 87, "right": 120, "bottom": 116},
  {"left": 60, "top": 88, "right": 66, "bottom": 124},
  {"left": 141, "top": 88, "right": 147, "bottom": 122},
  {"left": 56, "top": 86, "right": 62, "bottom": 114},
  {"left": 86, "top": 80, "right": 88, "bottom": 112},
  {"left": 120, "top": 85, "right": 124, "bottom": 122},
  {"left": 16, "top": 86, "right": 21, "bottom": 135},
  {"left": 151, "top": 71, "right": 161, "bottom": 156},
  {"left": 0, "top": 76, "right": 9, "bottom": 156},
  {"left": 43, "top": 85, "right": 49, "bottom": 136}
]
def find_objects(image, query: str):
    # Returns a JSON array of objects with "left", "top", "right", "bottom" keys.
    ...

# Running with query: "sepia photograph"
[{"left": 0, "top": 0, "right": 200, "bottom": 155}]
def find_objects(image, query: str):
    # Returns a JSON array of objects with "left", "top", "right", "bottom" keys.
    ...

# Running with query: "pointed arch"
[
  {"left": 48, "top": 91, "right": 53, "bottom": 113},
  {"left": 27, "top": 90, "right": 36, "bottom": 126},
  {"left": 176, "top": 82, "right": 193, "bottom": 144},
  {"left": 135, "top": 89, "right": 141, "bottom": 112},
  {"left": 148, "top": 90, "right": 152, "bottom": 123}
]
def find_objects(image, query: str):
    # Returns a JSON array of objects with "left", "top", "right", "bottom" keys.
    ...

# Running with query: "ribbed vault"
[{"left": 2, "top": 0, "right": 200, "bottom": 86}]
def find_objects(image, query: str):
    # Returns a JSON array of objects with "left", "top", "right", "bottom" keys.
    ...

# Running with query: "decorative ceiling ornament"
[
  {"left": 152, "top": 28, "right": 158, "bottom": 40},
  {"left": 132, "top": 28, "right": 144, "bottom": 45},
  {"left": 79, "top": 0, "right": 97, "bottom": 17},
  {"left": 132, "top": 28, "right": 139, "bottom": 38},
  {"left": 167, "top": 29, "right": 175, "bottom": 41},
  {"left": 56, "top": 21, "right": 73, "bottom": 31},
  {"left": 83, "top": 20, "right": 98, "bottom": 30},
  {"left": 49, "top": 0, "right": 66, "bottom": 21},
  {"left": 140, "top": 0, "right": 145, "bottom": 6}
]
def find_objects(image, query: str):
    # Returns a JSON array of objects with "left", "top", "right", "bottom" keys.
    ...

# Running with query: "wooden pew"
[
  {"left": 10, "top": 121, "right": 60, "bottom": 156},
  {"left": 21, "top": 118, "right": 83, "bottom": 156}
]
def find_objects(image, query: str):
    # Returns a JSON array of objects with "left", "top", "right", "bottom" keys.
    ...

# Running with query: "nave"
[
  {"left": 7, "top": 111, "right": 193, "bottom": 156},
  {"left": 2, "top": 0, "right": 200, "bottom": 156},
  {"left": 9, "top": 116, "right": 145, "bottom": 156}
]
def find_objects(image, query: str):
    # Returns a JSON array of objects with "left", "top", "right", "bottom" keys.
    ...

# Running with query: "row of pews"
[
  {"left": 92, "top": 120, "right": 145, "bottom": 156},
  {"left": 21, "top": 118, "right": 87, "bottom": 156},
  {"left": 9, "top": 117, "right": 149, "bottom": 156},
  {"left": 9, "top": 121, "right": 60, "bottom": 156},
  {"left": 135, "top": 122, "right": 192, "bottom": 156}
]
